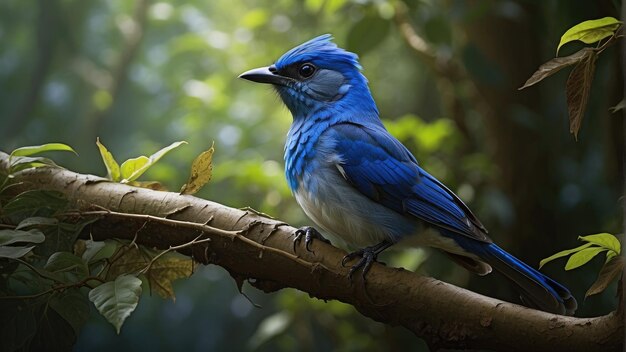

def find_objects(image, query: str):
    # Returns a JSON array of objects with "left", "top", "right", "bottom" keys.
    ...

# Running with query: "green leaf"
[
  {"left": 566, "top": 50, "right": 596, "bottom": 140},
  {"left": 81, "top": 240, "right": 107, "bottom": 263},
  {"left": 519, "top": 48, "right": 594, "bottom": 90},
  {"left": 89, "top": 274, "right": 142, "bottom": 334},
  {"left": 85, "top": 240, "right": 119, "bottom": 263},
  {"left": 120, "top": 141, "right": 187, "bottom": 183},
  {"left": 120, "top": 156, "right": 150, "bottom": 182},
  {"left": 49, "top": 288, "right": 90, "bottom": 336},
  {"left": 579, "top": 233, "right": 621, "bottom": 254},
  {"left": 45, "top": 252, "right": 88, "bottom": 277},
  {"left": 606, "top": 250, "right": 618, "bottom": 263},
  {"left": 0, "top": 246, "right": 34, "bottom": 259},
  {"left": 557, "top": 17, "right": 622, "bottom": 55},
  {"left": 585, "top": 256, "right": 624, "bottom": 298},
  {"left": 565, "top": 246, "right": 607, "bottom": 270},
  {"left": 10, "top": 143, "right": 76, "bottom": 157},
  {"left": 37, "top": 218, "right": 97, "bottom": 257},
  {"left": 96, "top": 138, "right": 121, "bottom": 181},
  {"left": 0, "top": 229, "right": 45, "bottom": 245},
  {"left": 539, "top": 242, "right": 593, "bottom": 268},
  {"left": 16, "top": 217, "right": 59, "bottom": 230},
  {"left": 180, "top": 143, "right": 214, "bottom": 195},
  {"left": 8, "top": 156, "right": 57, "bottom": 172}
]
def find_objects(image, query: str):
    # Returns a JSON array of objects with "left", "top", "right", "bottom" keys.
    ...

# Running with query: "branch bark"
[{"left": 0, "top": 151, "right": 622, "bottom": 351}]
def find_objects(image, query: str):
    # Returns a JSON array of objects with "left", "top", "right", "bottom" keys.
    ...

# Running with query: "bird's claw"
[
  {"left": 342, "top": 248, "right": 379, "bottom": 282},
  {"left": 341, "top": 241, "right": 392, "bottom": 282},
  {"left": 292, "top": 226, "right": 330, "bottom": 253}
]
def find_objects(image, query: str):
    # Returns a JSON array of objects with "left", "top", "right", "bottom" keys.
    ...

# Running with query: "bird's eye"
[{"left": 298, "top": 63, "right": 316, "bottom": 78}]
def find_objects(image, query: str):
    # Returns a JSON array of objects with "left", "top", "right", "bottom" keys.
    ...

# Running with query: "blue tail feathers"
[{"left": 452, "top": 236, "right": 577, "bottom": 315}]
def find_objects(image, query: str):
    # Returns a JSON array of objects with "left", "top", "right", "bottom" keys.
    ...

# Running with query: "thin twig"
[
  {"left": 10, "top": 257, "right": 65, "bottom": 284},
  {"left": 0, "top": 276, "right": 104, "bottom": 300},
  {"left": 138, "top": 235, "right": 211, "bottom": 274}
]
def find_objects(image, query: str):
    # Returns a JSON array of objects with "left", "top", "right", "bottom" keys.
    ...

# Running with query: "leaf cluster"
[
  {"left": 0, "top": 143, "right": 207, "bottom": 350},
  {"left": 540, "top": 233, "right": 623, "bottom": 298},
  {"left": 96, "top": 138, "right": 214, "bottom": 195}
]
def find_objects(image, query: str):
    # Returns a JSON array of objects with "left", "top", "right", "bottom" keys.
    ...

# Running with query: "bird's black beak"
[{"left": 238, "top": 66, "right": 292, "bottom": 86}]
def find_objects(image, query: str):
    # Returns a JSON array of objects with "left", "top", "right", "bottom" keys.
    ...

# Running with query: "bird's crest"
[{"left": 275, "top": 34, "right": 361, "bottom": 71}]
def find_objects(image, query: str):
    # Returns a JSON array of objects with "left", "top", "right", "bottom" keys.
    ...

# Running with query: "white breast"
[{"left": 293, "top": 163, "right": 416, "bottom": 248}]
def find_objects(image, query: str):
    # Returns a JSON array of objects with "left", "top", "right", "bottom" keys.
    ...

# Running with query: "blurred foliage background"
[{"left": 0, "top": 0, "right": 623, "bottom": 350}]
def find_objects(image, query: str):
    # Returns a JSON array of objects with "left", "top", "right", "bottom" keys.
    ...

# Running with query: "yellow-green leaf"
[
  {"left": 557, "top": 17, "right": 622, "bottom": 55},
  {"left": 11, "top": 143, "right": 77, "bottom": 157},
  {"left": 180, "top": 143, "right": 214, "bottom": 195},
  {"left": 579, "top": 233, "right": 621, "bottom": 254},
  {"left": 539, "top": 242, "right": 593, "bottom": 269},
  {"left": 8, "top": 156, "right": 56, "bottom": 171},
  {"left": 120, "top": 141, "right": 187, "bottom": 183},
  {"left": 606, "top": 250, "right": 618, "bottom": 263},
  {"left": 147, "top": 141, "right": 187, "bottom": 165},
  {"left": 96, "top": 138, "right": 121, "bottom": 181},
  {"left": 564, "top": 246, "right": 607, "bottom": 270},
  {"left": 120, "top": 156, "right": 150, "bottom": 182},
  {"left": 585, "top": 256, "right": 624, "bottom": 298}
]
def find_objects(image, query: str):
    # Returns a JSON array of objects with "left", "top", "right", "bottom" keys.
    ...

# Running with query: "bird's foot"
[
  {"left": 341, "top": 241, "right": 393, "bottom": 281},
  {"left": 292, "top": 226, "right": 330, "bottom": 253}
]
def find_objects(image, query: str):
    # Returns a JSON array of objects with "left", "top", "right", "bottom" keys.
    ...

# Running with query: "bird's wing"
[{"left": 326, "top": 122, "right": 490, "bottom": 242}]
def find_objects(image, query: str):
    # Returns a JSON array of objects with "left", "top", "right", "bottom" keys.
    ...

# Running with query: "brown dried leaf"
[
  {"left": 585, "top": 256, "right": 624, "bottom": 298},
  {"left": 519, "top": 48, "right": 595, "bottom": 90},
  {"left": 180, "top": 143, "right": 214, "bottom": 195},
  {"left": 566, "top": 50, "right": 597, "bottom": 140},
  {"left": 106, "top": 246, "right": 194, "bottom": 300}
]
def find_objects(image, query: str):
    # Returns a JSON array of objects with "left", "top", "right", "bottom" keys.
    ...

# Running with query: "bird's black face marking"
[{"left": 274, "top": 62, "right": 318, "bottom": 82}]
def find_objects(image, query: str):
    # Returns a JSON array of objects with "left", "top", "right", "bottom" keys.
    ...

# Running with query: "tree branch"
[{"left": 0, "top": 151, "right": 622, "bottom": 351}]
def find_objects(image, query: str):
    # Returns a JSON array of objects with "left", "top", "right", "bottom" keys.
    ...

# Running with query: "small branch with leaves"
[{"left": 520, "top": 17, "right": 623, "bottom": 139}]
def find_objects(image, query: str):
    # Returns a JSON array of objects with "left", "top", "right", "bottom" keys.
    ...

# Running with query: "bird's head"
[{"left": 239, "top": 34, "right": 378, "bottom": 119}]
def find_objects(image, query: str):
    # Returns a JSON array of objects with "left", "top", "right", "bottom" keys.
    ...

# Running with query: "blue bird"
[{"left": 239, "top": 34, "right": 577, "bottom": 315}]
